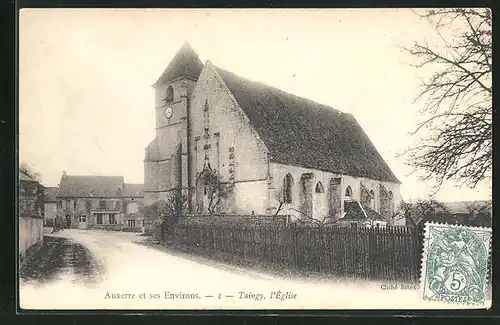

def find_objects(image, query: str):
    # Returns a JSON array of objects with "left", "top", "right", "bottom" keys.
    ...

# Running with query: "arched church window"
[
  {"left": 388, "top": 191, "right": 394, "bottom": 215},
  {"left": 165, "top": 86, "right": 174, "bottom": 103},
  {"left": 345, "top": 186, "right": 353, "bottom": 197},
  {"left": 283, "top": 173, "right": 294, "bottom": 203},
  {"left": 315, "top": 182, "right": 324, "bottom": 193},
  {"left": 369, "top": 190, "right": 375, "bottom": 209}
]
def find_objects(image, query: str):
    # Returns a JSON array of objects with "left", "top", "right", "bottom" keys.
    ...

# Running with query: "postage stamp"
[{"left": 420, "top": 222, "right": 492, "bottom": 305}]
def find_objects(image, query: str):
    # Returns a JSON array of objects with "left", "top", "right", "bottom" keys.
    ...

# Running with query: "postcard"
[{"left": 18, "top": 8, "right": 492, "bottom": 311}]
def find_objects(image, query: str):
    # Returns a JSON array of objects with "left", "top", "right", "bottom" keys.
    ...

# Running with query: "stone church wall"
[
  {"left": 188, "top": 63, "right": 269, "bottom": 214},
  {"left": 269, "top": 163, "right": 402, "bottom": 221}
]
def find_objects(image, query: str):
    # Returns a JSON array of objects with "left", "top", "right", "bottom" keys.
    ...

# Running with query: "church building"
[{"left": 144, "top": 43, "right": 402, "bottom": 222}]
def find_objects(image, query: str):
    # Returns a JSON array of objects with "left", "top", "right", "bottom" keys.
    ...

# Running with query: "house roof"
[
  {"left": 214, "top": 66, "right": 400, "bottom": 184},
  {"left": 361, "top": 203, "right": 386, "bottom": 220},
  {"left": 44, "top": 187, "right": 58, "bottom": 202},
  {"left": 58, "top": 175, "right": 125, "bottom": 198},
  {"left": 123, "top": 184, "right": 144, "bottom": 198},
  {"left": 343, "top": 200, "right": 386, "bottom": 221},
  {"left": 153, "top": 42, "right": 204, "bottom": 86},
  {"left": 343, "top": 201, "right": 365, "bottom": 220}
]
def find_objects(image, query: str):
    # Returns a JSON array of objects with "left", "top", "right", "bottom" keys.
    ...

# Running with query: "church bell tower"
[{"left": 145, "top": 42, "right": 203, "bottom": 208}]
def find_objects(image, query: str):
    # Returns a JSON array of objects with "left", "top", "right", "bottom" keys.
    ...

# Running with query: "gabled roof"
[
  {"left": 214, "top": 66, "right": 400, "bottom": 184},
  {"left": 343, "top": 201, "right": 365, "bottom": 220},
  {"left": 123, "top": 184, "right": 144, "bottom": 198},
  {"left": 153, "top": 42, "right": 204, "bottom": 86},
  {"left": 343, "top": 200, "right": 385, "bottom": 220},
  {"left": 58, "top": 175, "right": 125, "bottom": 198},
  {"left": 44, "top": 187, "right": 58, "bottom": 202}
]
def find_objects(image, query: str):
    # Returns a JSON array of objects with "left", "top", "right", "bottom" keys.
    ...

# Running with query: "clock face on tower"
[{"left": 165, "top": 106, "right": 173, "bottom": 118}]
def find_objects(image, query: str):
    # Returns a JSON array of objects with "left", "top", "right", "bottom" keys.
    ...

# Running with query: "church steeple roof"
[{"left": 153, "top": 42, "right": 204, "bottom": 86}]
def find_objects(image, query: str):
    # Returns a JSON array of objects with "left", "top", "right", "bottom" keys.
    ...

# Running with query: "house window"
[
  {"left": 109, "top": 214, "right": 117, "bottom": 224},
  {"left": 165, "top": 86, "right": 174, "bottom": 103},
  {"left": 99, "top": 200, "right": 106, "bottom": 209},
  {"left": 74, "top": 200, "right": 77, "bottom": 210},
  {"left": 79, "top": 215, "right": 86, "bottom": 223},
  {"left": 96, "top": 214, "right": 103, "bottom": 225},
  {"left": 345, "top": 186, "right": 353, "bottom": 198},
  {"left": 283, "top": 173, "right": 294, "bottom": 203},
  {"left": 127, "top": 220, "right": 136, "bottom": 228},
  {"left": 315, "top": 182, "right": 324, "bottom": 193},
  {"left": 115, "top": 201, "right": 121, "bottom": 210},
  {"left": 57, "top": 200, "right": 62, "bottom": 209}
]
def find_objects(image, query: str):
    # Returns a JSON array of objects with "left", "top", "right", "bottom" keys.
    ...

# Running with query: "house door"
[
  {"left": 78, "top": 215, "right": 87, "bottom": 229},
  {"left": 65, "top": 215, "right": 72, "bottom": 229}
]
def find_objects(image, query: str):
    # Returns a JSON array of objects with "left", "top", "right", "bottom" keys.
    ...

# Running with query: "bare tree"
[
  {"left": 272, "top": 186, "right": 287, "bottom": 216},
  {"left": 393, "top": 199, "right": 451, "bottom": 228},
  {"left": 403, "top": 9, "right": 492, "bottom": 192},
  {"left": 203, "top": 171, "right": 231, "bottom": 215},
  {"left": 138, "top": 202, "right": 161, "bottom": 221},
  {"left": 139, "top": 190, "right": 188, "bottom": 223},
  {"left": 291, "top": 208, "right": 335, "bottom": 227},
  {"left": 160, "top": 189, "right": 189, "bottom": 227},
  {"left": 19, "top": 162, "right": 41, "bottom": 181},
  {"left": 465, "top": 200, "right": 492, "bottom": 227}
]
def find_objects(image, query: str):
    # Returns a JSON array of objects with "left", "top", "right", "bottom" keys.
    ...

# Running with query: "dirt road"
[{"left": 19, "top": 229, "right": 484, "bottom": 310}]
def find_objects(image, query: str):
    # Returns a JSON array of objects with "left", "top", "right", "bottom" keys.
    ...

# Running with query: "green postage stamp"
[{"left": 420, "top": 222, "right": 492, "bottom": 305}]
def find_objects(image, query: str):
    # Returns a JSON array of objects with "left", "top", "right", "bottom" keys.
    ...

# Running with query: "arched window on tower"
[
  {"left": 315, "top": 182, "right": 324, "bottom": 193},
  {"left": 283, "top": 174, "right": 294, "bottom": 203},
  {"left": 165, "top": 85, "right": 174, "bottom": 103},
  {"left": 345, "top": 186, "right": 353, "bottom": 198}
]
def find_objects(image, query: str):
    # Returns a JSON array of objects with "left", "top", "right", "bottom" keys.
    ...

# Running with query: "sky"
[{"left": 18, "top": 8, "right": 491, "bottom": 202}]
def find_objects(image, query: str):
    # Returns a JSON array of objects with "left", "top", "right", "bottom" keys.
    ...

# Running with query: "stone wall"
[
  {"left": 19, "top": 215, "right": 44, "bottom": 265},
  {"left": 19, "top": 178, "right": 44, "bottom": 264}
]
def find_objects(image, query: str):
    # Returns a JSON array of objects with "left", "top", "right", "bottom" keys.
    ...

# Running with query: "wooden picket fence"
[{"left": 166, "top": 223, "right": 422, "bottom": 282}]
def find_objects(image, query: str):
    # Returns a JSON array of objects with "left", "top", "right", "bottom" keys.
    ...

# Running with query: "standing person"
[{"left": 52, "top": 216, "right": 60, "bottom": 233}]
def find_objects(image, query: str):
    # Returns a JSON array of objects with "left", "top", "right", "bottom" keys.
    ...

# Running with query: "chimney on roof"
[{"left": 62, "top": 170, "right": 67, "bottom": 180}]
